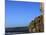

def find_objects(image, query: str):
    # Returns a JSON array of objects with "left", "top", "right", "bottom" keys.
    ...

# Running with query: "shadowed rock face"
[{"left": 40, "top": 2, "right": 44, "bottom": 15}]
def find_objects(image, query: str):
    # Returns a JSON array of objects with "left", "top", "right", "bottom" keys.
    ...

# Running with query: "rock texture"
[{"left": 29, "top": 15, "right": 44, "bottom": 32}]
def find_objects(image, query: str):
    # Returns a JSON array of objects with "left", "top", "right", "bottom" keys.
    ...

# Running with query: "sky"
[{"left": 5, "top": 0, "right": 40, "bottom": 27}]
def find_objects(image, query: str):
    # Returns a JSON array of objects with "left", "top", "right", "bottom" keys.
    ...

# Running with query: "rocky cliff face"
[{"left": 29, "top": 15, "right": 44, "bottom": 32}]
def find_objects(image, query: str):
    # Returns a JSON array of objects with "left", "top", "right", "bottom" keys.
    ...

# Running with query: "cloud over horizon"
[{"left": 9, "top": 0, "right": 40, "bottom": 2}]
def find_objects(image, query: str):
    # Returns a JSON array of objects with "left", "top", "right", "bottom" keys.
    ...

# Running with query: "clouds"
[{"left": 9, "top": 0, "right": 40, "bottom": 2}]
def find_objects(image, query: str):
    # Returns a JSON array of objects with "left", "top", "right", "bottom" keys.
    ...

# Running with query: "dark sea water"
[{"left": 5, "top": 27, "right": 29, "bottom": 35}]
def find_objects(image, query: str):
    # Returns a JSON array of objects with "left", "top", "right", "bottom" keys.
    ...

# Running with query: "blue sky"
[{"left": 5, "top": 0, "right": 40, "bottom": 27}]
